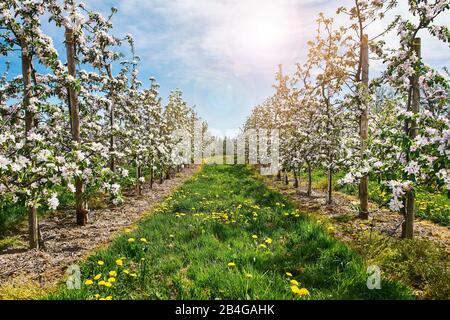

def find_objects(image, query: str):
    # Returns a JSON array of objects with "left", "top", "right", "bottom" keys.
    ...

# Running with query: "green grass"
[
  {"left": 0, "top": 186, "right": 76, "bottom": 238},
  {"left": 48, "top": 165, "right": 411, "bottom": 300},
  {"left": 0, "top": 203, "right": 27, "bottom": 236},
  {"left": 299, "top": 169, "right": 450, "bottom": 228}
]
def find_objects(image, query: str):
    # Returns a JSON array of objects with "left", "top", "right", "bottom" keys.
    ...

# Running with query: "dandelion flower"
[
  {"left": 109, "top": 271, "right": 117, "bottom": 277},
  {"left": 128, "top": 238, "right": 136, "bottom": 243},
  {"left": 245, "top": 273, "right": 253, "bottom": 278},
  {"left": 259, "top": 244, "right": 267, "bottom": 249},
  {"left": 115, "top": 259, "right": 123, "bottom": 267},
  {"left": 98, "top": 280, "right": 106, "bottom": 286},
  {"left": 94, "top": 274, "right": 102, "bottom": 280},
  {"left": 297, "top": 288, "right": 310, "bottom": 296},
  {"left": 252, "top": 235, "right": 258, "bottom": 239},
  {"left": 123, "top": 269, "right": 130, "bottom": 274},
  {"left": 97, "top": 260, "right": 104, "bottom": 266},
  {"left": 290, "top": 280, "right": 299, "bottom": 286},
  {"left": 227, "top": 262, "right": 236, "bottom": 268},
  {"left": 286, "top": 272, "right": 293, "bottom": 277},
  {"left": 129, "top": 273, "right": 138, "bottom": 278},
  {"left": 105, "top": 296, "right": 113, "bottom": 300},
  {"left": 84, "top": 279, "right": 93, "bottom": 286},
  {"left": 291, "top": 285, "right": 301, "bottom": 294},
  {"left": 108, "top": 277, "right": 116, "bottom": 283},
  {"left": 140, "top": 238, "right": 148, "bottom": 243},
  {"left": 104, "top": 281, "right": 113, "bottom": 288},
  {"left": 265, "top": 238, "right": 273, "bottom": 244}
]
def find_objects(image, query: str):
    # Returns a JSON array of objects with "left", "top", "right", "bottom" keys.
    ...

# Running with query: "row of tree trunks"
[{"left": 276, "top": 163, "right": 312, "bottom": 196}]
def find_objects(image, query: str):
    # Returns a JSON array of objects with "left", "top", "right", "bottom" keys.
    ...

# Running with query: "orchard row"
[
  {"left": 244, "top": 0, "right": 449, "bottom": 237},
  {"left": 0, "top": 0, "right": 209, "bottom": 248}
]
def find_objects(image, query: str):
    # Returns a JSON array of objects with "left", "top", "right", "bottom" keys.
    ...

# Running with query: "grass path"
[{"left": 50, "top": 165, "right": 412, "bottom": 300}]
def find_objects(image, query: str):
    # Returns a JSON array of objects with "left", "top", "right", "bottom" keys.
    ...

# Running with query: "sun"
[
  {"left": 223, "top": 1, "right": 296, "bottom": 73},
  {"left": 237, "top": 10, "right": 286, "bottom": 51}
]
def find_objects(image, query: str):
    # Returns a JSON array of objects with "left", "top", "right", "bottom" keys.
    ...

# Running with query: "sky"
[{"left": 2, "top": 0, "right": 449, "bottom": 135}]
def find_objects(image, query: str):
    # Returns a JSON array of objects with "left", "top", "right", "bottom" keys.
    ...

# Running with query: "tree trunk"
[
  {"left": 307, "top": 163, "right": 312, "bottom": 196},
  {"left": 359, "top": 34, "right": 369, "bottom": 220},
  {"left": 284, "top": 171, "right": 289, "bottom": 185},
  {"left": 137, "top": 162, "right": 142, "bottom": 195},
  {"left": 65, "top": 27, "right": 87, "bottom": 226},
  {"left": 28, "top": 206, "right": 39, "bottom": 249},
  {"left": 402, "top": 38, "right": 421, "bottom": 239},
  {"left": 21, "top": 39, "right": 39, "bottom": 249},
  {"left": 106, "top": 64, "right": 115, "bottom": 173},
  {"left": 150, "top": 166, "right": 154, "bottom": 189},
  {"left": 276, "top": 171, "right": 281, "bottom": 181},
  {"left": 326, "top": 167, "right": 333, "bottom": 205},
  {"left": 293, "top": 170, "right": 299, "bottom": 188}
]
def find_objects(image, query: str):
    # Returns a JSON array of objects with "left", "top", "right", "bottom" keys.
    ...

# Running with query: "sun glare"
[{"left": 224, "top": 1, "right": 297, "bottom": 73}]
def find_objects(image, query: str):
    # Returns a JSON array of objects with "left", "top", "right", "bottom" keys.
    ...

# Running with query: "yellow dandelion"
[
  {"left": 98, "top": 280, "right": 106, "bottom": 286},
  {"left": 108, "top": 277, "right": 116, "bottom": 283},
  {"left": 297, "top": 288, "right": 310, "bottom": 296},
  {"left": 115, "top": 259, "right": 123, "bottom": 267},
  {"left": 291, "top": 285, "right": 301, "bottom": 294},
  {"left": 105, "top": 296, "right": 113, "bottom": 300},
  {"left": 97, "top": 260, "right": 104, "bottom": 266},
  {"left": 227, "top": 262, "right": 236, "bottom": 268},
  {"left": 290, "top": 279, "right": 299, "bottom": 286},
  {"left": 245, "top": 273, "right": 253, "bottom": 278},
  {"left": 123, "top": 269, "right": 130, "bottom": 274},
  {"left": 128, "top": 238, "right": 135, "bottom": 243},
  {"left": 84, "top": 279, "right": 93, "bottom": 286},
  {"left": 265, "top": 238, "right": 273, "bottom": 245},
  {"left": 140, "top": 238, "right": 148, "bottom": 243},
  {"left": 104, "top": 281, "right": 112, "bottom": 288},
  {"left": 286, "top": 272, "right": 293, "bottom": 277},
  {"left": 252, "top": 235, "right": 258, "bottom": 239},
  {"left": 94, "top": 274, "right": 102, "bottom": 280},
  {"left": 129, "top": 273, "right": 138, "bottom": 278},
  {"left": 109, "top": 271, "right": 117, "bottom": 277}
]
